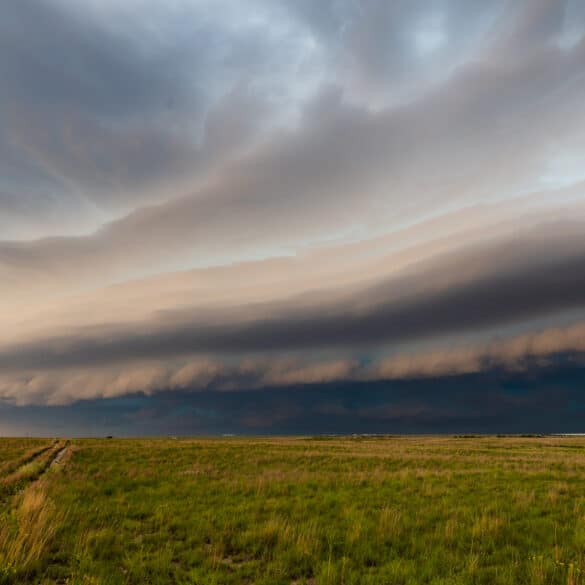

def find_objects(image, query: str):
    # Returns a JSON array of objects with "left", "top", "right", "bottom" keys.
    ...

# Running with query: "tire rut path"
[{"left": 0, "top": 440, "right": 69, "bottom": 502}]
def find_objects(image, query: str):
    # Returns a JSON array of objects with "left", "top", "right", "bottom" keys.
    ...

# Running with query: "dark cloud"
[
  {"left": 0, "top": 221, "right": 584, "bottom": 372},
  {"left": 2, "top": 360, "right": 585, "bottom": 436},
  {"left": 0, "top": 0, "right": 200, "bottom": 117},
  {"left": 1, "top": 0, "right": 583, "bottom": 242},
  {"left": 0, "top": 0, "right": 203, "bottom": 210},
  {"left": 1, "top": 1, "right": 585, "bottom": 415},
  {"left": 0, "top": 0, "right": 306, "bottom": 230},
  {"left": 1, "top": 30, "right": 584, "bottom": 290}
]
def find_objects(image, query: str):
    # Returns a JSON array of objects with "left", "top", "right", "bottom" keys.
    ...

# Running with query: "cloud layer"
[{"left": 1, "top": 0, "right": 585, "bottom": 413}]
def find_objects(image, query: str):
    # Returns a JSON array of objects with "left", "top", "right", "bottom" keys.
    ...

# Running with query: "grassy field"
[
  {"left": 2, "top": 436, "right": 585, "bottom": 584},
  {"left": 0, "top": 439, "right": 54, "bottom": 477}
]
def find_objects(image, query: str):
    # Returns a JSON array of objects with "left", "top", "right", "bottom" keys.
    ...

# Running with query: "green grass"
[
  {"left": 0, "top": 441, "right": 65, "bottom": 502},
  {"left": 0, "top": 440, "right": 53, "bottom": 477},
  {"left": 2, "top": 436, "right": 585, "bottom": 584}
]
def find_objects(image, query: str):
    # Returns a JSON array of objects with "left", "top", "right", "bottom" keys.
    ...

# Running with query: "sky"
[{"left": 1, "top": 0, "right": 585, "bottom": 435}]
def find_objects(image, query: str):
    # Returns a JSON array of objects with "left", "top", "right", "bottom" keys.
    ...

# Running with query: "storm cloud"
[
  {"left": 1, "top": 219, "right": 585, "bottom": 370},
  {"left": 1, "top": 0, "right": 585, "bottom": 425}
]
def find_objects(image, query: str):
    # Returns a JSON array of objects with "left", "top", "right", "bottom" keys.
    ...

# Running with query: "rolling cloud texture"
[{"left": 1, "top": 0, "right": 585, "bottom": 432}]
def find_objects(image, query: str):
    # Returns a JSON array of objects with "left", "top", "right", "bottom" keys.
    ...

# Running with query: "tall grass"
[
  {"left": 3, "top": 436, "right": 585, "bottom": 584},
  {"left": 0, "top": 477, "right": 64, "bottom": 584}
]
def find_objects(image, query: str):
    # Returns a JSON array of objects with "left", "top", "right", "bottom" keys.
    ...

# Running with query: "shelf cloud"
[{"left": 1, "top": 0, "right": 585, "bottom": 428}]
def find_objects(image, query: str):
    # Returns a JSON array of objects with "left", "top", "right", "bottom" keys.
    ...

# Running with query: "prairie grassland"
[{"left": 2, "top": 436, "right": 585, "bottom": 584}]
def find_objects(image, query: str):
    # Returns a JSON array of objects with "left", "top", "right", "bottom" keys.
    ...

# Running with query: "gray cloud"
[
  {"left": 1, "top": 220, "right": 584, "bottom": 375},
  {"left": 0, "top": 0, "right": 206, "bottom": 117},
  {"left": 280, "top": 0, "right": 574, "bottom": 100},
  {"left": 1, "top": 28, "right": 585, "bottom": 291},
  {"left": 0, "top": 0, "right": 200, "bottom": 215},
  {"left": 1, "top": 1, "right": 585, "bottom": 408},
  {"left": 0, "top": 0, "right": 581, "bottom": 243},
  {"left": 0, "top": 0, "right": 318, "bottom": 237},
  {"left": 2, "top": 317, "right": 585, "bottom": 406}
]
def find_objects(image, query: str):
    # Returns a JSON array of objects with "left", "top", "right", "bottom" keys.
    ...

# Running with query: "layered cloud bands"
[{"left": 1, "top": 0, "right": 585, "bottom": 407}]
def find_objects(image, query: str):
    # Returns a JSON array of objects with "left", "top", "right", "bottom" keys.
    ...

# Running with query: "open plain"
[{"left": 2, "top": 436, "right": 585, "bottom": 584}]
